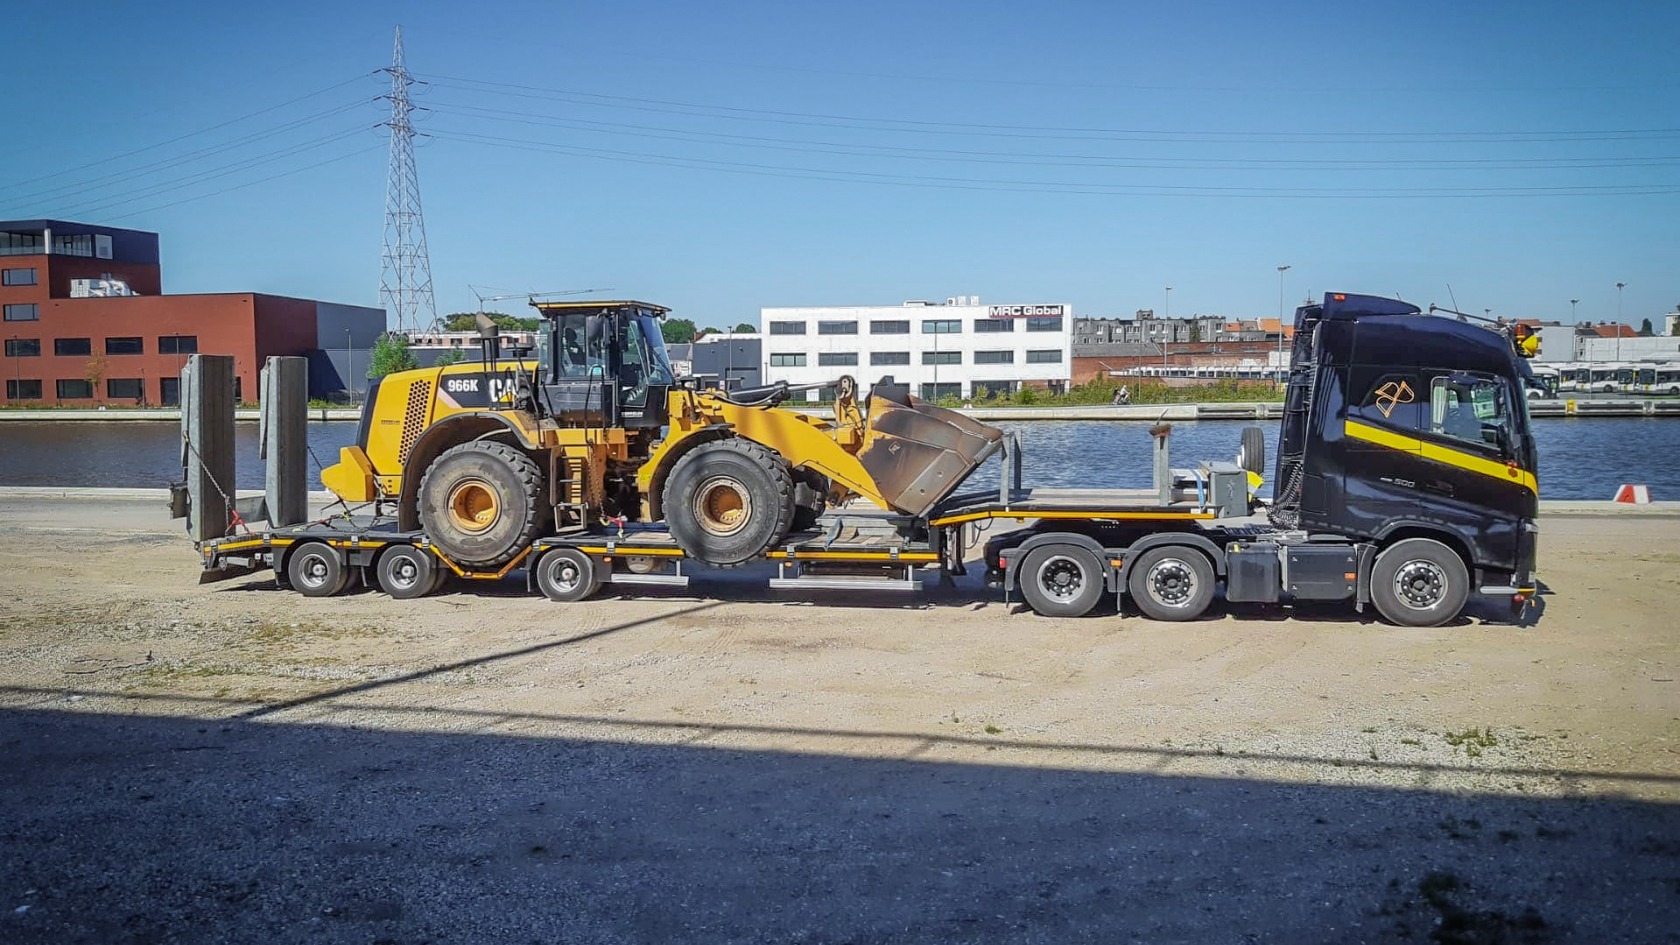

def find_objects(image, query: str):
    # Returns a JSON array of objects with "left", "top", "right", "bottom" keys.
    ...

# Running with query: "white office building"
[{"left": 759, "top": 296, "right": 1073, "bottom": 401}]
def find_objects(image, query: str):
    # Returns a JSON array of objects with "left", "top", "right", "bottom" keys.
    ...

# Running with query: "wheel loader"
[{"left": 319, "top": 301, "right": 1004, "bottom": 570}]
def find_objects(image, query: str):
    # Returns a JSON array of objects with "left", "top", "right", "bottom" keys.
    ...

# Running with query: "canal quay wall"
[{"left": 2, "top": 399, "right": 1678, "bottom": 422}]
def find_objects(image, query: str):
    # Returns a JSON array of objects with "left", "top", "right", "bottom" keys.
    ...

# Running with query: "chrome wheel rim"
[
  {"left": 1035, "top": 554, "right": 1086, "bottom": 603},
  {"left": 1393, "top": 560, "right": 1448, "bottom": 610},
  {"left": 297, "top": 552, "right": 331, "bottom": 589},
  {"left": 1145, "top": 558, "right": 1197, "bottom": 607}
]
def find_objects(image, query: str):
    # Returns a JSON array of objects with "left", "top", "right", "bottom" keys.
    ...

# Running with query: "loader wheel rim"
[
  {"left": 446, "top": 479, "right": 500, "bottom": 533},
  {"left": 1393, "top": 560, "right": 1447, "bottom": 610},
  {"left": 694, "top": 476, "right": 752, "bottom": 537},
  {"left": 1145, "top": 558, "right": 1197, "bottom": 607},
  {"left": 1035, "top": 554, "right": 1087, "bottom": 603}
]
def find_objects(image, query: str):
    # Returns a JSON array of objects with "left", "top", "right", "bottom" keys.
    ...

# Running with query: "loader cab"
[
  {"left": 1272, "top": 293, "right": 1538, "bottom": 578},
  {"left": 530, "top": 300, "right": 676, "bottom": 430}
]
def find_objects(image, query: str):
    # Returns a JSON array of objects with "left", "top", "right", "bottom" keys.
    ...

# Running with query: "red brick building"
[{"left": 2, "top": 220, "right": 383, "bottom": 405}]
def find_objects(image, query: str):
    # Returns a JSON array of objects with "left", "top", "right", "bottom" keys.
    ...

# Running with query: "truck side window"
[
  {"left": 1348, "top": 370, "right": 1421, "bottom": 432},
  {"left": 1428, "top": 374, "right": 1508, "bottom": 449}
]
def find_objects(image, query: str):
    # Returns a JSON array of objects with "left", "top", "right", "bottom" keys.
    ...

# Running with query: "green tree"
[
  {"left": 733, "top": 322, "right": 756, "bottom": 333},
  {"left": 367, "top": 333, "right": 419, "bottom": 379},
  {"left": 1639, "top": 317, "right": 1654, "bottom": 336},
  {"left": 83, "top": 355, "right": 108, "bottom": 403},
  {"left": 662, "top": 318, "right": 697, "bottom": 344},
  {"left": 432, "top": 348, "right": 467, "bottom": 366},
  {"left": 442, "top": 311, "right": 540, "bottom": 332}
]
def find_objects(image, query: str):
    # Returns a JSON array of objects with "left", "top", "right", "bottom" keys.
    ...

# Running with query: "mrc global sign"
[{"left": 987, "top": 303, "right": 1065, "bottom": 319}]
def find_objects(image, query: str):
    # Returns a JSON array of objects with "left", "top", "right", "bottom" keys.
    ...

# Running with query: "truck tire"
[
  {"left": 1018, "top": 544, "right": 1106, "bottom": 618},
  {"left": 1370, "top": 538, "right": 1468, "bottom": 627},
  {"left": 417, "top": 440, "right": 545, "bottom": 569},
  {"left": 375, "top": 544, "right": 437, "bottom": 600},
  {"left": 534, "top": 547, "right": 600, "bottom": 602},
  {"left": 1127, "top": 545, "right": 1215, "bottom": 621},
  {"left": 663, "top": 438, "right": 796, "bottom": 567},
  {"left": 287, "top": 541, "right": 349, "bottom": 598},
  {"left": 1238, "top": 426, "right": 1266, "bottom": 475}
]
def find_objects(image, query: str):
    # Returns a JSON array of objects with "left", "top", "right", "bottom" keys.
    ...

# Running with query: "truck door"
[{"left": 1335, "top": 365, "right": 1424, "bottom": 536}]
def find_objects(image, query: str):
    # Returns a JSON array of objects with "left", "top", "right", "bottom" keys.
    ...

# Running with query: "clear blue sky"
[{"left": 5, "top": 0, "right": 1677, "bottom": 329}]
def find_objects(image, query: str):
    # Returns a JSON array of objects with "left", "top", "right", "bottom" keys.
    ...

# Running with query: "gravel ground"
[{"left": 0, "top": 497, "right": 1676, "bottom": 944}]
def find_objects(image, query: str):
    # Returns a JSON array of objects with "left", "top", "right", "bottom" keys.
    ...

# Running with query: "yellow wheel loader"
[{"left": 320, "top": 301, "right": 1003, "bottom": 569}]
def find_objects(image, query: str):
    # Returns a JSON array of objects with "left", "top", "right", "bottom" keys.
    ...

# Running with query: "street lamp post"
[
  {"left": 1276, "top": 265, "right": 1291, "bottom": 382},
  {"left": 1163, "top": 286, "right": 1173, "bottom": 374},
  {"left": 1615, "top": 282, "right": 1627, "bottom": 361},
  {"left": 345, "top": 329, "right": 354, "bottom": 405}
]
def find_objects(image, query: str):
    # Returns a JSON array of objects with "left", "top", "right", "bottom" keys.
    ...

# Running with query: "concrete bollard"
[
  {"left": 180, "top": 355, "right": 236, "bottom": 542},
  {"left": 260, "top": 356, "right": 309, "bottom": 527}
]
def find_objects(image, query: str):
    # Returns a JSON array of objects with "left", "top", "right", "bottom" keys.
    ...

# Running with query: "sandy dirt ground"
[{"left": 0, "top": 496, "right": 1675, "bottom": 943}]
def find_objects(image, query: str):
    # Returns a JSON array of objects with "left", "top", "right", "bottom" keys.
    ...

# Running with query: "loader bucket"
[{"left": 858, "top": 392, "right": 1005, "bottom": 516}]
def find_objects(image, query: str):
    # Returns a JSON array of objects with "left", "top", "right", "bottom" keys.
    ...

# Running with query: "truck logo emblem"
[{"left": 1371, "top": 380, "right": 1415, "bottom": 418}]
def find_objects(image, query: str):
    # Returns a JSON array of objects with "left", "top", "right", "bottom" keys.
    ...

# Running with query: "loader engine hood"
[{"left": 858, "top": 390, "right": 1005, "bottom": 517}]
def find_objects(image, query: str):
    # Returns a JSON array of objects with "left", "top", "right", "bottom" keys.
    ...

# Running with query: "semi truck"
[{"left": 197, "top": 292, "right": 1541, "bottom": 627}]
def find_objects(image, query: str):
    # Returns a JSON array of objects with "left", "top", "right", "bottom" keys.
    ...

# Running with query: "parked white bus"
[
  {"left": 1638, "top": 362, "right": 1680, "bottom": 396},
  {"left": 1586, "top": 363, "right": 1634, "bottom": 393},
  {"left": 1557, "top": 363, "right": 1591, "bottom": 393}
]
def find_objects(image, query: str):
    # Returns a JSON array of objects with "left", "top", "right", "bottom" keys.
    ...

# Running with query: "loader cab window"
[
  {"left": 619, "top": 313, "right": 675, "bottom": 409},
  {"left": 553, "top": 315, "right": 608, "bottom": 379},
  {"left": 1429, "top": 373, "right": 1511, "bottom": 452}
]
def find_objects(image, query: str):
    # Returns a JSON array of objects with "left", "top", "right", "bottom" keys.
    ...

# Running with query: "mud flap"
[{"left": 858, "top": 392, "right": 1004, "bottom": 516}]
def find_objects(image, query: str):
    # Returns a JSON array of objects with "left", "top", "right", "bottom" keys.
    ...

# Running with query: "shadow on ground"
[{"left": 2, "top": 702, "right": 1673, "bottom": 943}]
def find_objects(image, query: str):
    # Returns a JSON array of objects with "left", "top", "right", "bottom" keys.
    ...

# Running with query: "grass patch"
[{"left": 1443, "top": 727, "right": 1499, "bottom": 757}]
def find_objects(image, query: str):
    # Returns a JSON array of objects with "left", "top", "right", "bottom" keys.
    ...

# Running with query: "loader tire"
[
  {"left": 663, "top": 438, "right": 796, "bottom": 567},
  {"left": 417, "top": 440, "right": 545, "bottom": 569}
]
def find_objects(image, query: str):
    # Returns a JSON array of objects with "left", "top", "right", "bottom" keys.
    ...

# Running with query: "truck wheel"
[
  {"left": 1127, "top": 545, "right": 1215, "bottom": 621},
  {"left": 535, "top": 547, "right": 599, "bottom": 602},
  {"left": 1370, "top": 538, "right": 1468, "bottom": 627},
  {"left": 287, "top": 541, "right": 349, "bottom": 598},
  {"left": 663, "top": 438, "right": 796, "bottom": 567},
  {"left": 1018, "top": 544, "right": 1106, "bottom": 618},
  {"left": 1237, "top": 426, "right": 1266, "bottom": 475},
  {"left": 417, "top": 440, "right": 545, "bottom": 569},
  {"left": 376, "top": 545, "right": 437, "bottom": 600}
]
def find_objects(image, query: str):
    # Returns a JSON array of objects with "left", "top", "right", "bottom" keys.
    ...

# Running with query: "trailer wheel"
[
  {"left": 1127, "top": 545, "right": 1215, "bottom": 621},
  {"left": 375, "top": 545, "right": 437, "bottom": 600},
  {"left": 535, "top": 547, "right": 600, "bottom": 602},
  {"left": 1370, "top": 538, "right": 1468, "bottom": 627},
  {"left": 663, "top": 438, "right": 796, "bottom": 567},
  {"left": 1237, "top": 426, "right": 1266, "bottom": 475},
  {"left": 1018, "top": 544, "right": 1106, "bottom": 618},
  {"left": 286, "top": 541, "right": 349, "bottom": 598},
  {"left": 417, "top": 440, "right": 545, "bottom": 569}
]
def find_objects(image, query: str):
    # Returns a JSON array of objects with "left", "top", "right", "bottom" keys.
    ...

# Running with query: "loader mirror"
[{"left": 475, "top": 313, "right": 500, "bottom": 339}]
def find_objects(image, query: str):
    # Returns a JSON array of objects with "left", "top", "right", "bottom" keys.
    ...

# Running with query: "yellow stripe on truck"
[{"left": 1344, "top": 419, "right": 1538, "bottom": 495}]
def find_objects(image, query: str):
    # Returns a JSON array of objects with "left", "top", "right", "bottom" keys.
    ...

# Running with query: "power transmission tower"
[{"left": 379, "top": 25, "right": 437, "bottom": 334}]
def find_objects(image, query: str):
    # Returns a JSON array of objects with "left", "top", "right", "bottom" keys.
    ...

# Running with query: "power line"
[{"left": 101, "top": 145, "right": 383, "bottom": 223}]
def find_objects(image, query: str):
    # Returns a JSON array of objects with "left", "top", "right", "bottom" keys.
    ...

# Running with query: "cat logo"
[{"left": 1371, "top": 379, "right": 1415, "bottom": 419}]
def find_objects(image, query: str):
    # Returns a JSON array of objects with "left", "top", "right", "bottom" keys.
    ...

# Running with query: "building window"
[
  {"left": 95, "top": 234, "right": 113, "bottom": 260},
  {"left": 54, "top": 338, "right": 92, "bottom": 356},
  {"left": 4, "top": 303, "right": 39, "bottom": 322},
  {"left": 870, "top": 320, "right": 910, "bottom": 335},
  {"left": 817, "top": 352, "right": 858, "bottom": 366},
  {"left": 6, "top": 379, "right": 43, "bottom": 400},
  {"left": 157, "top": 335, "right": 198, "bottom": 355},
  {"left": 53, "top": 234, "right": 95, "bottom": 257},
  {"left": 769, "top": 353, "right": 807, "bottom": 367},
  {"left": 56, "top": 379, "right": 94, "bottom": 399},
  {"left": 922, "top": 351, "right": 961, "bottom": 365},
  {"left": 1, "top": 267, "right": 37, "bottom": 286},
  {"left": 107, "top": 378, "right": 144, "bottom": 400},
  {"left": 0, "top": 231, "right": 44, "bottom": 256},
  {"left": 768, "top": 321, "right": 807, "bottom": 335},
  {"left": 160, "top": 376, "right": 180, "bottom": 406},
  {"left": 870, "top": 351, "right": 910, "bottom": 366},
  {"left": 105, "top": 336, "right": 144, "bottom": 355},
  {"left": 4, "top": 338, "right": 39, "bottom": 357},
  {"left": 1026, "top": 316, "right": 1064, "bottom": 332},
  {"left": 973, "top": 318, "right": 1014, "bottom": 333},
  {"left": 817, "top": 320, "right": 858, "bottom": 335},
  {"left": 973, "top": 350, "right": 1015, "bottom": 365},
  {"left": 973, "top": 380, "right": 1016, "bottom": 397},
  {"left": 921, "top": 319, "right": 961, "bottom": 334},
  {"left": 1026, "top": 349, "right": 1063, "bottom": 364},
  {"left": 920, "top": 382, "right": 962, "bottom": 401}
]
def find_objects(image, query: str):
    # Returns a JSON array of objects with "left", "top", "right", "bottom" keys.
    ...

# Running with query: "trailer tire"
[
  {"left": 663, "top": 438, "right": 796, "bottom": 567},
  {"left": 1019, "top": 544, "right": 1107, "bottom": 618},
  {"left": 417, "top": 440, "right": 545, "bottom": 569},
  {"left": 535, "top": 547, "right": 600, "bottom": 602},
  {"left": 1238, "top": 426, "right": 1266, "bottom": 475},
  {"left": 287, "top": 541, "right": 349, "bottom": 598},
  {"left": 1370, "top": 538, "right": 1468, "bottom": 627},
  {"left": 1127, "top": 545, "right": 1215, "bottom": 621},
  {"left": 375, "top": 545, "right": 437, "bottom": 600}
]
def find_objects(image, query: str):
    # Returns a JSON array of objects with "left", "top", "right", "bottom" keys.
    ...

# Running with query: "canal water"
[{"left": 0, "top": 417, "right": 1672, "bottom": 501}]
